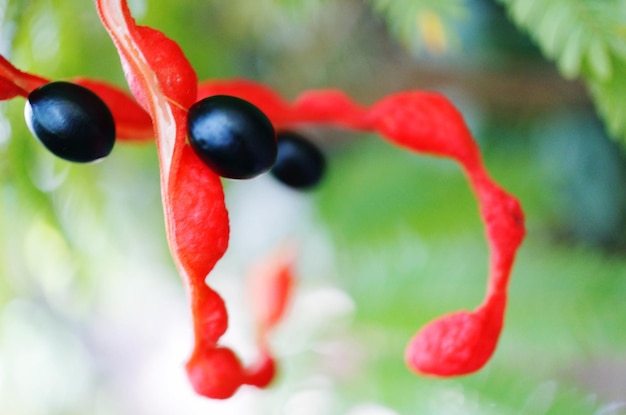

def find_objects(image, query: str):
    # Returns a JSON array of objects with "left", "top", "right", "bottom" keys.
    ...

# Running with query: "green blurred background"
[{"left": 1, "top": 0, "right": 626, "bottom": 414}]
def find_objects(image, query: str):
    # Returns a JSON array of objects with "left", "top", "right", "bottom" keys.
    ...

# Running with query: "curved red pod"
[
  {"left": 96, "top": 0, "right": 247, "bottom": 400},
  {"left": 90, "top": 0, "right": 526, "bottom": 399},
  {"left": 198, "top": 80, "right": 372, "bottom": 130},
  {"left": 196, "top": 79, "right": 525, "bottom": 378}
]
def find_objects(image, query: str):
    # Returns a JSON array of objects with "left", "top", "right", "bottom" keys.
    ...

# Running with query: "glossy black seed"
[
  {"left": 25, "top": 81, "right": 116, "bottom": 163},
  {"left": 271, "top": 131, "right": 326, "bottom": 190},
  {"left": 187, "top": 95, "right": 276, "bottom": 179}
]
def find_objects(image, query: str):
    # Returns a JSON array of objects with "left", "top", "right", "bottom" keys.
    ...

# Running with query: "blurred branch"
[{"left": 374, "top": 59, "right": 590, "bottom": 113}]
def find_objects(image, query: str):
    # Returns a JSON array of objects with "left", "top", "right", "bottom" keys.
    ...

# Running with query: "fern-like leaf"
[{"left": 498, "top": 0, "right": 626, "bottom": 142}]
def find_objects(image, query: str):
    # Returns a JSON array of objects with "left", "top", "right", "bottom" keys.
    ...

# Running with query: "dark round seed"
[
  {"left": 25, "top": 81, "right": 116, "bottom": 163},
  {"left": 187, "top": 95, "right": 276, "bottom": 179},
  {"left": 271, "top": 131, "right": 326, "bottom": 190}
]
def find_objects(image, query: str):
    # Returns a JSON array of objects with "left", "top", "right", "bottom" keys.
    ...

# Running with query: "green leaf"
[
  {"left": 590, "top": 58, "right": 626, "bottom": 139},
  {"left": 536, "top": 3, "right": 571, "bottom": 58},
  {"left": 588, "top": 36, "right": 612, "bottom": 80},
  {"left": 510, "top": 0, "right": 541, "bottom": 26},
  {"left": 498, "top": 0, "right": 626, "bottom": 143},
  {"left": 559, "top": 23, "right": 585, "bottom": 78}
]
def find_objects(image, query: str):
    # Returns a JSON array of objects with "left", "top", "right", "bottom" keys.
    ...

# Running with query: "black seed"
[
  {"left": 25, "top": 81, "right": 116, "bottom": 163},
  {"left": 187, "top": 95, "right": 276, "bottom": 179},
  {"left": 271, "top": 131, "right": 326, "bottom": 190}
]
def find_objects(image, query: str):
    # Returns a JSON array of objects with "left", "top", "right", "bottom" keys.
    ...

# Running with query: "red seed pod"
[
  {"left": 0, "top": 0, "right": 531, "bottom": 400},
  {"left": 95, "top": 0, "right": 525, "bottom": 399}
]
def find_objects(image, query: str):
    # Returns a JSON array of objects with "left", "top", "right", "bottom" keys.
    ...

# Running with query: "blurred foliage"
[
  {"left": 1, "top": 0, "right": 626, "bottom": 414},
  {"left": 495, "top": 0, "right": 626, "bottom": 143},
  {"left": 371, "top": 0, "right": 626, "bottom": 143},
  {"left": 368, "top": 0, "right": 466, "bottom": 53}
]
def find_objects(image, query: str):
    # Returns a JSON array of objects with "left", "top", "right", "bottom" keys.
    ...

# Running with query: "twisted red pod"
[
  {"left": 1, "top": 1, "right": 526, "bottom": 396},
  {"left": 95, "top": 0, "right": 294, "bottom": 400},
  {"left": 198, "top": 80, "right": 371, "bottom": 130},
  {"left": 96, "top": 0, "right": 524, "bottom": 396},
  {"left": 0, "top": 0, "right": 524, "bottom": 399},
  {"left": 197, "top": 83, "right": 525, "bottom": 376}
]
